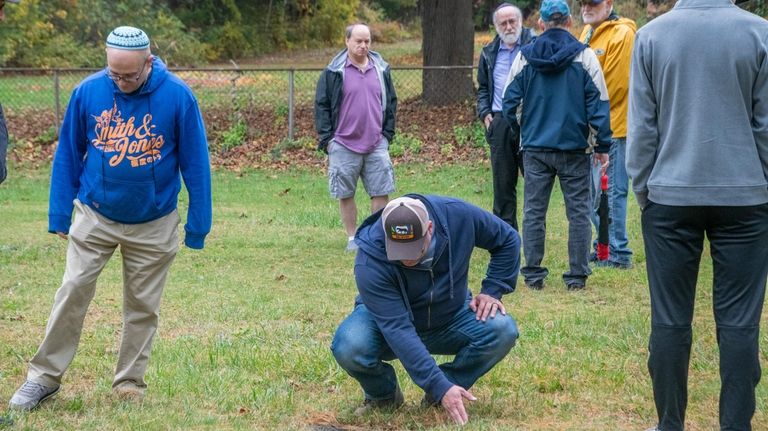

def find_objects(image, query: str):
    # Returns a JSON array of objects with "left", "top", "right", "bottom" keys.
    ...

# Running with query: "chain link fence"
[{"left": 0, "top": 66, "right": 477, "bottom": 139}]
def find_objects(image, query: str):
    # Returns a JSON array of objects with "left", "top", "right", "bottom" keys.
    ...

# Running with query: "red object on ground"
[{"left": 597, "top": 174, "right": 610, "bottom": 261}]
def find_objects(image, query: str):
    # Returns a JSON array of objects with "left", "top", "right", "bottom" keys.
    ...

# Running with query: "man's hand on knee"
[{"left": 470, "top": 293, "right": 506, "bottom": 322}]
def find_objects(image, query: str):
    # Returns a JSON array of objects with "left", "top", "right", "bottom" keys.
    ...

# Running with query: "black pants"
[
  {"left": 642, "top": 202, "right": 768, "bottom": 431},
  {"left": 487, "top": 112, "right": 521, "bottom": 230}
]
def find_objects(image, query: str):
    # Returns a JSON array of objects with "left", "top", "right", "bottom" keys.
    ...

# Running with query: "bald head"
[
  {"left": 345, "top": 23, "right": 371, "bottom": 40},
  {"left": 345, "top": 24, "right": 371, "bottom": 64}
]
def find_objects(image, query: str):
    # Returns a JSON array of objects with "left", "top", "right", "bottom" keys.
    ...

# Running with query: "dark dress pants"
[
  {"left": 642, "top": 202, "right": 768, "bottom": 431},
  {"left": 487, "top": 112, "right": 521, "bottom": 230}
]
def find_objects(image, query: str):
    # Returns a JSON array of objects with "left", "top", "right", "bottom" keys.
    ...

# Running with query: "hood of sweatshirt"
[
  {"left": 521, "top": 28, "right": 586, "bottom": 74},
  {"left": 326, "top": 48, "right": 390, "bottom": 73}
]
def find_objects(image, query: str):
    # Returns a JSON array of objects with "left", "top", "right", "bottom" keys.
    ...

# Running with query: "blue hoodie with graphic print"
[
  {"left": 353, "top": 194, "right": 520, "bottom": 403},
  {"left": 49, "top": 56, "right": 212, "bottom": 249}
]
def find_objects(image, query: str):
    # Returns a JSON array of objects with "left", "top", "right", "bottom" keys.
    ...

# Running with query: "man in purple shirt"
[
  {"left": 477, "top": 3, "right": 535, "bottom": 231},
  {"left": 315, "top": 23, "right": 398, "bottom": 252}
]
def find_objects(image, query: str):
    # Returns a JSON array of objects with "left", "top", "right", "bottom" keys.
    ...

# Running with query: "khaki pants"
[{"left": 28, "top": 200, "right": 179, "bottom": 389}]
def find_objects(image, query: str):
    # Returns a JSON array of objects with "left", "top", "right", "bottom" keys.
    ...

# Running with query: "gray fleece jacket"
[{"left": 627, "top": 0, "right": 768, "bottom": 208}]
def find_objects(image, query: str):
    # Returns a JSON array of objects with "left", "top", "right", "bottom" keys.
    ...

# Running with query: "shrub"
[
  {"left": 390, "top": 132, "right": 422, "bottom": 157},
  {"left": 270, "top": 136, "right": 314, "bottom": 160},
  {"left": 440, "top": 143, "right": 454, "bottom": 156},
  {"left": 453, "top": 122, "right": 487, "bottom": 148},
  {"left": 219, "top": 120, "right": 247, "bottom": 153}
]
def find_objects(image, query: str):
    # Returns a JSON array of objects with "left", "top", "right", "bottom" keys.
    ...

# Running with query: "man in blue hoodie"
[
  {"left": 331, "top": 194, "right": 520, "bottom": 425},
  {"left": 8, "top": 26, "right": 212, "bottom": 411},
  {"left": 502, "top": 0, "right": 611, "bottom": 291}
]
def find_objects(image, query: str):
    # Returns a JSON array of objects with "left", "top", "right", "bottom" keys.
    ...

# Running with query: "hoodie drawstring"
[
  {"left": 445, "top": 221, "right": 455, "bottom": 300},
  {"left": 394, "top": 268, "right": 415, "bottom": 322},
  {"left": 100, "top": 73, "right": 156, "bottom": 206}
]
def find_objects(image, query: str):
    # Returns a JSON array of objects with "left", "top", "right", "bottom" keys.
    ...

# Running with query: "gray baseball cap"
[{"left": 381, "top": 197, "right": 430, "bottom": 261}]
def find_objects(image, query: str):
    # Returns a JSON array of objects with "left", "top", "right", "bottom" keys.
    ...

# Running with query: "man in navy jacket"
[
  {"left": 502, "top": 0, "right": 611, "bottom": 291},
  {"left": 331, "top": 194, "right": 520, "bottom": 425}
]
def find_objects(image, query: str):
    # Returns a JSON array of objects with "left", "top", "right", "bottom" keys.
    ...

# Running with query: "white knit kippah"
[{"left": 106, "top": 26, "right": 150, "bottom": 50}]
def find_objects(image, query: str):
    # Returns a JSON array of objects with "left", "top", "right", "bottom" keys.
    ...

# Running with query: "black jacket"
[
  {"left": 314, "top": 49, "right": 397, "bottom": 153},
  {"left": 476, "top": 28, "right": 535, "bottom": 121}
]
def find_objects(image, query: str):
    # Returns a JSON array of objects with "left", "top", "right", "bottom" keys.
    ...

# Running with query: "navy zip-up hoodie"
[
  {"left": 502, "top": 28, "right": 612, "bottom": 153},
  {"left": 354, "top": 194, "right": 520, "bottom": 402},
  {"left": 49, "top": 57, "right": 212, "bottom": 249}
]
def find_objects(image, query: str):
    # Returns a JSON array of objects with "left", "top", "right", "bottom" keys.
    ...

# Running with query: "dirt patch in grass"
[
  {"left": 6, "top": 99, "right": 487, "bottom": 172},
  {"left": 305, "top": 412, "right": 367, "bottom": 431}
]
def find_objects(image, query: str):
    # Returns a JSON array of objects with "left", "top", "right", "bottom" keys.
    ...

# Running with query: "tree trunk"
[{"left": 420, "top": 0, "right": 475, "bottom": 106}]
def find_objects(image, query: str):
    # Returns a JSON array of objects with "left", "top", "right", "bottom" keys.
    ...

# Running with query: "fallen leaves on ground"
[{"left": 5, "top": 99, "right": 488, "bottom": 172}]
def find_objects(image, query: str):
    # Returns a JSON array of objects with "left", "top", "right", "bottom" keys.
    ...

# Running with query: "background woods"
[{"left": 0, "top": 0, "right": 697, "bottom": 68}]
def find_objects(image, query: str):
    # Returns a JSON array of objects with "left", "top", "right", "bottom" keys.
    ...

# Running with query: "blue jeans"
[
  {"left": 331, "top": 302, "right": 518, "bottom": 401},
  {"left": 590, "top": 138, "right": 632, "bottom": 265},
  {"left": 522, "top": 151, "right": 592, "bottom": 286}
]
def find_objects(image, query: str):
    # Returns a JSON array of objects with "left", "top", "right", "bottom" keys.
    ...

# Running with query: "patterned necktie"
[{"left": 583, "top": 27, "right": 595, "bottom": 45}]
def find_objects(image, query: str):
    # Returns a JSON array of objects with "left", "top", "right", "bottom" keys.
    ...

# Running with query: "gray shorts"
[{"left": 328, "top": 138, "right": 396, "bottom": 199}]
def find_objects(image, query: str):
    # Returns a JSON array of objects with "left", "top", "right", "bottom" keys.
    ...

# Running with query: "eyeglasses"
[
  {"left": 106, "top": 57, "right": 149, "bottom": 83},
  {"left": 496, "top": 18, "right": 520, "bottom": 28}
]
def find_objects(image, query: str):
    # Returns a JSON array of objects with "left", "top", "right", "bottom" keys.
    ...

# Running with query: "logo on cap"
[
  {"left": 381, "top": 197, "right": 430, "bottom": 261},
  {"left": 390, "top": 224, "right": 416, "bottom": 240}
]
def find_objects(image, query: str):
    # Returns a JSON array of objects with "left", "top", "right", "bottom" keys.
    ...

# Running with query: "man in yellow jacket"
[{"left": 580, "top": 0, "right": 636, "bottom": 269}]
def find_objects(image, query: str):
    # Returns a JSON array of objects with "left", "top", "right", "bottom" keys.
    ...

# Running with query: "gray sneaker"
[{"left": 8, "top": 380, "right": 60, "bottom": 411}]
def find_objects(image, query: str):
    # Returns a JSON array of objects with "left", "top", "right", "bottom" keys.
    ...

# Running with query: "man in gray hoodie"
[{"left": 627, "top": 1, "right": 768, "bottom": 429}]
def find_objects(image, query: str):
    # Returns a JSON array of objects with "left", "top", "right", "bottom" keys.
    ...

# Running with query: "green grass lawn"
[{"left": 0, "top": 163, "right": 766, "bottom": 430}]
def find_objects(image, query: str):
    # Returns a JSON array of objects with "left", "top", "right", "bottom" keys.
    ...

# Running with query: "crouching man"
[{"left": 331, "top": 194, "right": 520, "bottom": 425}]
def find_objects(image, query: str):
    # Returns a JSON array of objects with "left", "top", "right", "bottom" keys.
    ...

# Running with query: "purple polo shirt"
[{"left": 333, "top": 57, "right": 383, "bottom": 154}]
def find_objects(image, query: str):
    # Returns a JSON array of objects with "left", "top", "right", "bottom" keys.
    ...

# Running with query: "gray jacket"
[{"left": 627, "top": 0, "right": 768, "bottom": 208}]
